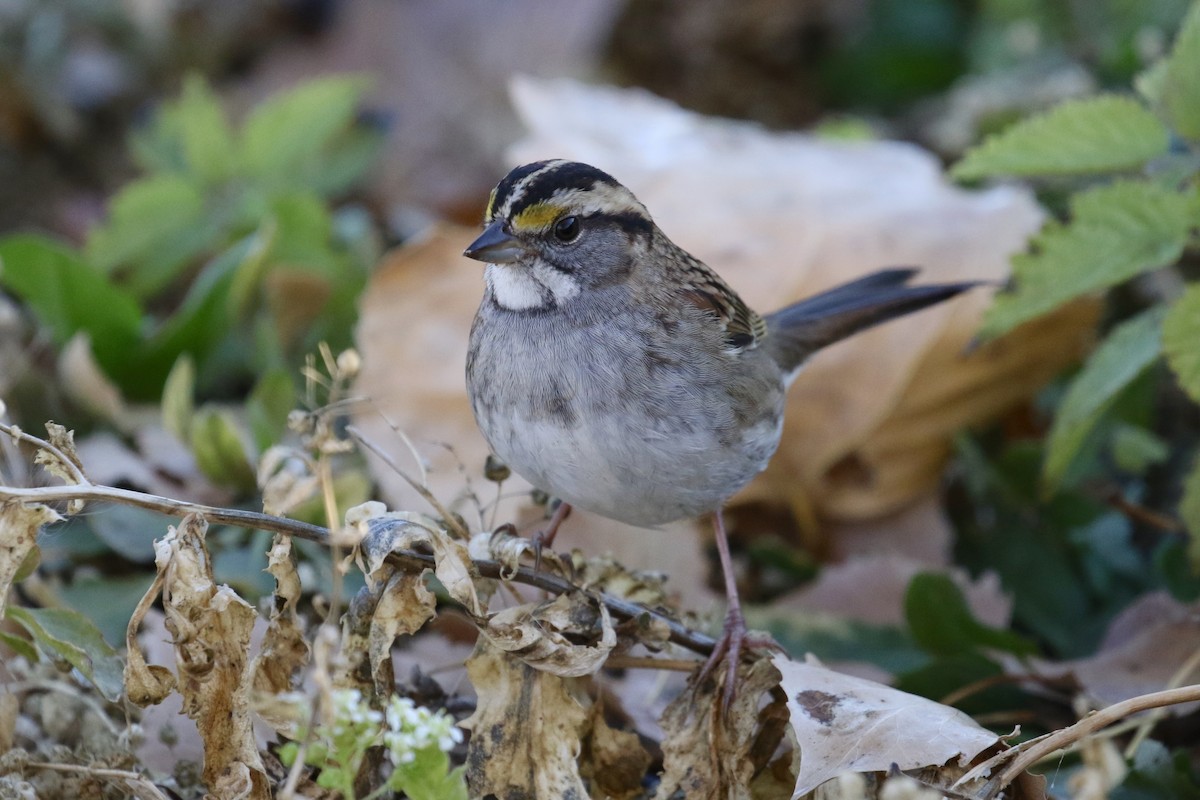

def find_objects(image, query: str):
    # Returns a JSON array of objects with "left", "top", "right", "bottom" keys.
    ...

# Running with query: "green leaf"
[
  {"left": 1111, "top": 423, "right": 1170, "bottom": 474},
  {"left": 751, "top": 610, "right": 928, "bottom": 675},
  {"left": 176, "top": 74, "right": 236, "bottom": 184},
  {"left": 190, "top": 407, "right": 256, "bottom": 492},
  {"left": 5, "top": 606, "right": 125, "bottom": 701},
  {"left": 1044, "top": 308, "right": 1165, "bottom": 491},
  {"left": 1163, "top": 285, "right": 1200, "bottom": 403},
  {"left": 247, "top": 369, "right": 296, "bottom": 451},
  {"left": 84, "top": 174, "right": 218, "bottom": 299},
  {"left": 952, "top": 95, "right": 1171, "bottom": 179},
  {"left": 1135, "top": 60, "right": 1169, "bottom": 110},
  {"left": 1164, "top": 1, "right": 1200, "bottom": 140},
  {"left": 162, "top": 354, "right": 196, "bottom": 442},
  {"left": 392, "top": 746, "right": 469, "bottom": 800},
  {"left": 1181, "top": 452, "right": 1200, "bottom": 566},
  {"left": 904, "top": 572, "right": 1036, "bottom": 657},
  {"left": 240, "top": 75, "right": 370, "bottom": 185},
  {"left": 0, "top": 235, "right": 142, "bottom": 362},
  {"left": 982, "top": 180, "right": 1191, "bottom": 338},
  {"left": 0, "top": 631, "right": 38, "bottom": 661}
]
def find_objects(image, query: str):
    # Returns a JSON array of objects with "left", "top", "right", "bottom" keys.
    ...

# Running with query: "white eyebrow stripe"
[
  {"left": 496, "top": 160, "right": 573, "bottom": 220},
  {"left": 547, "top": 185, "right": 649, "bottom": 220}
]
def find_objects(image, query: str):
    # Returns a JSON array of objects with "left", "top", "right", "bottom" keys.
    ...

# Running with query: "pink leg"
[
  {"left": 531, "top": 501, "right": 572, "bottom": 570},
  {"left": 697, "top": 508, "right": 777, "bottom": 710}
]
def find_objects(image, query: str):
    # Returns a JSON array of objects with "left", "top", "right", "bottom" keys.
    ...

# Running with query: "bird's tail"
[{"left": 764, "top": 268, "right": 980, "bottom": 374}]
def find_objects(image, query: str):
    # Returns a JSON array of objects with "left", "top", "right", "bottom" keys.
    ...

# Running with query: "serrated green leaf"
[
  {"left": 952, "top": 95, "right": 1170, "bottom": 179},
  {"left": 1044, "top": 308, "right": 1165, "bottom": 492},
  {"left": 982, "top": 180, "right": 1190, "bottom": 338},
  {"left": 240, "top": 75, "right": 369, "bottom": 186},
  {"left": 0, "top": 235, "right": 142, "bottom": 372},
  {"left": 162, "top": 354, "right": 196, "bottom": 441},
  {"left": 190, "top": 407, "right": 256, "bottom": 491},
  {"left": 1182, "top": 452, "right": 1200, "bottom": 566},
  {"left": 5, "top": 606, "right": 125, "bottom": 701},
  {"left": 177, "top": 74, "right": 236, "bottom": 184},
  {"left": 84, "top": 174, "right": 219, "bottom": 299},
  {"left": 1163, "top": 284, "right": 1200, "bottom": 403},
  {"left": 1164, "top": 1, "right": 1200, "bottom": 140},
  {"left": 904, "top": 573, "right": 1036, "bottom": 657}
]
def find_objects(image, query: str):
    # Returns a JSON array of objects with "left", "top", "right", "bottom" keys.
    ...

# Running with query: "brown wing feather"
[{"left": 676, "top": 256, "right": 766, "bottom": 353}]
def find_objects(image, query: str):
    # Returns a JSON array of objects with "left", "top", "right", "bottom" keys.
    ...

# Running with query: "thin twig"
[
  {"left": 347, "top": 424, "right": 470, "bottom": 541},
  {"left": 26, "top": 761, "right": 169, "bottom": 800},
  {"left": 0, "top": 484, "right": 329, "bottom": 542},
  {"left": 957, "top": 684, "right": 1200, "bottom": 798},
  {"left": 0, "top": 421, "right": 88, "bottom": 485}
]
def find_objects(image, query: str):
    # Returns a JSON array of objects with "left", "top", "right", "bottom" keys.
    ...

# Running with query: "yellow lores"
[{"left": 511, "top": 202, "right": 563, "bottom": 233}]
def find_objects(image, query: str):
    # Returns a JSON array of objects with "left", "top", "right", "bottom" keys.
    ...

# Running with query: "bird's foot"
[{"left": 696, "top": 606, "right": 783, "bottom": 712}]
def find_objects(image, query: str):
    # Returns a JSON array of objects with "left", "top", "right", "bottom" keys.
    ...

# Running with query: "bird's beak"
[{"left": 463, "top": 221, "right": 526, "bottom": 264}]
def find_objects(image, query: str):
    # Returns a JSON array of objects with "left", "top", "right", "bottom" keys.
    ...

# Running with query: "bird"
[{"left": 462, "top": 159, "right": 978, "bottom": 706}]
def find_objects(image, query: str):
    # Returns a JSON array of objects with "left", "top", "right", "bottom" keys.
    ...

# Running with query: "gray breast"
[{"left": 466, "top": 291, "right": 787, "bottom": 527}]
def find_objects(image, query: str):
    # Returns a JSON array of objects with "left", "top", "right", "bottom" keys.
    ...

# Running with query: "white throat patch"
[{"left": 486, "top": 263, "right": 581, "bottom": 311}]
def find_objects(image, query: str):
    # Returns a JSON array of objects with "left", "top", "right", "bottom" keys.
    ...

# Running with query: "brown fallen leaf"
[
  {"left": 774, "top": 654, "right": 998, "bottom": 797},
  {"left": 1037, "top": 592, "right": 1200, "bottom": 714},
  {"left": 154, "top": 514, "right": 270, "bottom": 799},
  {"left": 461, "top": 637, "right": 591, "bottom": 798},
  {"left": 125, "top": 570, "right": 177, "bottom": 707},
  {"left": 250, "top": 534, "right": 311, "bottom": 732}
]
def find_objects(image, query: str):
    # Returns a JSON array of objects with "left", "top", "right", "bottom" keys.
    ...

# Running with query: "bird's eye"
[{"left": 553, "top": 216, "right": 580, "bottom": 243}]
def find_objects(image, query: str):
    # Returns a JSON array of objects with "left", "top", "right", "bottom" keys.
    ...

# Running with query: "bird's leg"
[
  {"left": 697, "top": 508, "right": 778, "bottom": 711},
  {"left": 531, "top": 501, "right": 572, "bottom": 570}
]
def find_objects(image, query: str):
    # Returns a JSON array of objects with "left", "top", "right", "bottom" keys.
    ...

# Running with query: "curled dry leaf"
[
  {"left": 156, "top": 514, "right": 270, "bottom": 799},
  {"left": 774, "top": 654, "right": 998, "bottom": 798},
  {"left": 125, "top": 570, "right": 176, "bottom": 707},
  {"left": 461, "top": 638, "right": 591, "bottom": 799},
  {"left": 250, "top": 534, "right": 311, "bottom": 732},
  {"left": 351, "top": 502, "right": 482, "bottom": 614},
  {"left": 257, "top": 446, "right": 320, "bottom": 517},
  {"left": 483, "top": 591, "right": 617, "bottom": 678},
  {"left": 655, "top": 658, "right": 787, "bottom": 800},
  {"left": 0, "top": 502, "right": 59, "bottom": 618}
]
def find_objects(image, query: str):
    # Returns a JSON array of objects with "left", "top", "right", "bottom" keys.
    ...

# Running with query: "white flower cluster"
[
  {"left": 382, "top": 695, "right": 464, "bottom": 765},
  {"left": 330, "top": 689, "right": 383, "bottom": 741}
]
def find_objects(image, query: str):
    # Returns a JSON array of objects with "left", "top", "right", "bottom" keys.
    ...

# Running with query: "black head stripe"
[
  {"left": 492, "top": 161, "right": 624, "bottom": 221},
  {"left": 488, "top": 160, "right": 555, "bottom": 221}
]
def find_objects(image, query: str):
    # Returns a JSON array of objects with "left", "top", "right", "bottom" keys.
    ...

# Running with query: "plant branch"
[
  {"left": 958, "top": 684, "right": 1200, "bottom": 798},
  {"left": 0, "top": 481, "right": 718, "bottom": 657}
]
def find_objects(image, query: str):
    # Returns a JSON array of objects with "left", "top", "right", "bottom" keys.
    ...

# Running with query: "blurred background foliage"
[{"left": 2, "top": 0, "right": 1200, "bottom": 794}]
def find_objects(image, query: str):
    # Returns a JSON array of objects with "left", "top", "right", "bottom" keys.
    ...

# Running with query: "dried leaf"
[
  {"left": 483, "top": 591, "right": 616, "bottom": 678},
  {"left": 775, "top": 654, "right": 998, "bottom": 797},
  {"left": 368, "top": 570, "right": 435, "bottom": 695},
  {"left": 580, "top": 702, "right": 653, "bottom": 800},
  {"left": 158, "top": 514, "right": 269, "bottom": 799},
  {"left": 655, "top": 658, "right": 783, "bottom": 800},
  {"left": 461, "top": 638, "right": 590, "bottom": 798},
  {"left": 36, "top": 422, "right": 85, "bottom": 482},
  {"left": 0, "top": 502, "right": 60, "bottom": 618},
  {"left": 257, "top": 446, "right": 319, "bottom": 517},
  {"left": 125, "top": 570, "right": 176, "bottom": 707},
  {"left": 250, "top": 534, "right": 310, "bottom": 730}
]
